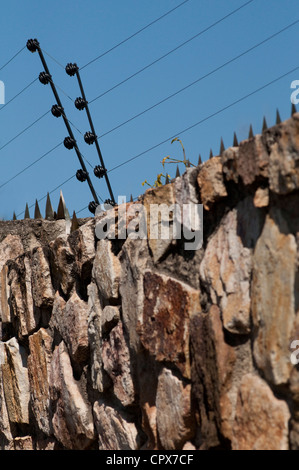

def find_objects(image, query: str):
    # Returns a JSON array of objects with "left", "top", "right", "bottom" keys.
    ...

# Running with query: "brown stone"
[
  {"left": 102, "top": 322, "right": 135, "bottom": 406},
  {"left": 199, "top": 203, "right": 253, "bottom": 335},
  {"left": 1, "top": 337, "right": 30, "bottom": 425},
  {"left": 93, "top": 399, "right": 139, "bottom": 450},
  {"left": 87, "top": 281, "right": 104, "bottom": 393},
  {"left": 49, "top": 341, "right": 95, "bottom": 449},
  {"left": 197, "top": 156, "right": 227, "bottom": 210},
  {"left": 269, "top": 114, "right": 299, "bottom": 194},
  {"left": 138, "top": 271, "right": 200, "bottom": 378},
  {"left": 51, "top": 291, "right": 89, "bottom": 364},
  {"left": 30, "top": 247, "right": 54, "bottom": 308},
  {"left": 93, "top": 239, "right": 121, "bottom": 300},
  {"left": 28, "top": 328, "right": 53, "bottom": 435},
  {"left": 190, "top": 306, "right": 237, "bottom": 448},
  {"left": 252, "top": 212, "right": 297, "bottom": 385},
  {"left": 156, "top": 367, "right": 195, "bottom": 450},
  {"left": 232, "top": 374, "right": 290, "bottom": 450},
  {"left": 237, "top": 134, "right": 269, "bottom": 186},
  {"left": 143, "top": 184, "right": 175, "bottom": 263}
]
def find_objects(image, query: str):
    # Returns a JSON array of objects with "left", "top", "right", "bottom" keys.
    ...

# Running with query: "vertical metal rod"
[
  {"left": 75, "top": 69, "right": 115, "bottom": 204},
  {"left": 34, "top": 43, "right": 99, "bottom": 205}
]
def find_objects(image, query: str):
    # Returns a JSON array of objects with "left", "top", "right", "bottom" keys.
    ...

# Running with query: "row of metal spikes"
[
  {"left": 163, "top": 105, "right": 297, "bottom": 182},
  {"left": 12, "top": 191, "right": 79, "bottom": 232}
]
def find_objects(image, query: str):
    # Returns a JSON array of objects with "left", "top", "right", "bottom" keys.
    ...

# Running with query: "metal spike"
[
  {"left": 165, "top": 174, "right": 170, "bottom": 185},
  {"left": 276, "top": 109, "right": 281, "bottom": 125},
  {"left": 130, "top": 194, "right": 133, "bottom": 203},
  {"left": 71, "top": 210, "right": 79, "bottom": 233},
  {"left": 262, "top": 117, "right": 268, "bottom": 133},
  {"left": 248, "top": 125, "right": 254, "bottom": 139},
  {"left": 209, "top": 149, "right": 213, "bottom": 160},
  {"left": 56, "top": 191, "right": 70, "bottom": 220},
  {"left": 220, "top": 138, "right": 225, "bottom": 155},
  {"left": 13, "top": 212, "right": 17, "bottom": 221},
  {"left": 233, "top": 132, "right": 238, "bottom": 147},
  {"left": 292, "top": 103, "right": 297, "bottom": 116},
  {"left": 176, "top": 165, "right": 180, "bottom": 177},
  {"left": 24, "top": 203, "right": 30, "bottom": 219},
  {"left": 186, "top": 159, "right": 191, "bottom": 168},
  {"left": 34, "top": 199, "right": 43, "bottom": 219},
  {"left": 45, "top": 193, "right": 54, "bottom": 220},
  {"left": 197, "top": 154, "right": 202, "bottom": 166}
]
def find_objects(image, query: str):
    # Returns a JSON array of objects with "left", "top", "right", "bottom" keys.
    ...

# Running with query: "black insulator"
[
  {"left": 104, "top": 199, "right": 115, "bottom": 207},
  {"left": 94, "top": 165, "right": 107, "bottom": 179},
  {"left": 88, "top": 201, "right": 98, "bottom": 214},
  {"left": 76, "top": 169, "right": 88, "bottom": 182},
  {"left": 63, "top": 137, "right": 76, "bottom": 150},
  {"left": 26, "top": 38, "right": 39, "bottom": 53},
  {"left": 75, "top": 97, "right": 87, "bottom": 111},
  {"left": 84, "top": 131, "right": 97, "bottom": 145},
  {"left": 39, "top": 71, "right": 51, "bottom": 85},
  {"left": 65, "top": 63, "right": 78, "bottom": 76},
  {"left": 51, "top": 104, "right": 63, "bottom": 118}
]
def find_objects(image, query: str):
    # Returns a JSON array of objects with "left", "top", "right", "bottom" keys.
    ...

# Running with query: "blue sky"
[{"left": 0, "top": 0, "right": 299, "bottom": 219}]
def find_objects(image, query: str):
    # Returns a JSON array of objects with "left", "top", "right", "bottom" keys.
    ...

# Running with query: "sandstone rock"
[
  {"left": 93, "top": 239, "right": 121, "bottom": 300},
  {"left": 14, "top": 436, "right": 33, "bottom": 450},
  {"left": 190, "top": 306, "right": 237, "bottom": 448},
  {"left": 30, "top": 247, "right": 54, "bottom": 308},
  {"left": 143, "top": 184, "right": 175, "bottom": 263},
  {"left": 237, "top": 134, "right": 269, "bottom": 185},
  {"left": 28, "top": 328, "right": 53, "bottom": 435},
  {"left": 232, "top": 374, "right": 290, "bottom": 450},
  {"left": 199, "top": 204, "right": 253, "bottom": 335},
  {"left": 119, "top": 238, "right": 149, "bottom": 354},
  {"left": 0, "top": 265, "right": 10, "bottom": 325},
  {"left": 197, "top": 157, "right": 227, "bottom": 210},
  {"left": 269, "top": 114, "right": 299, "bottom": 194},
  {"left": 174, "top": 167, "right": 199, "bottom": 206},
  {"left": 0, "top": 234, "right": 23, "bottom": 273},
  {"left": 1, "top": 337, "right": 30, "bottom": 425},
  {"left": 253, "top": 187, "right": 269, "bottom": 208},
  {"left": 50, "top": 235, "right": 76, "bottom": 296},
  {"left": 87, "top": 282, "right": 103, "bottom": 392},
  {"left": 0, "top": 362, "right": 13, "bottom": 446},
  {"left": 221, "top": 147, "right": 239, "bottom": 184},
  {"left": 8, "top": 256, "right": 38, "bottom": 338},
  {"left": 138, "top": 271, "right": 200, "bottom": 378},
  {"left": 51, "top": 291, "right": 89, "bottom": 364},
  {"left": 93, "top": 400, "right": 139, "bottom": 450},
  {"left": 252, "top": 212, "right": 297, "bottom": 385},
  {"left": 102, "top": 305, "right": 120, "bottom": 334},
  {"left": 102, "top": 322, "right": 135, "bottom": 406},
  {"left": 49, "top": 341, "right": 95, "bottom": 449},
  {"left": 156, "top": 367, "right": 195, "bottom": 450}
]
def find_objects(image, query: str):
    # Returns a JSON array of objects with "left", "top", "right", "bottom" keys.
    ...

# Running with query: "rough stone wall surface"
[{"left": 1, "top": 114, "right": 299, "bottom": 450}]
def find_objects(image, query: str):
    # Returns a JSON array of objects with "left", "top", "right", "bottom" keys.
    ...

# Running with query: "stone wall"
[{"left": 1, "top": 113, "right": 299, "bottom": 450}]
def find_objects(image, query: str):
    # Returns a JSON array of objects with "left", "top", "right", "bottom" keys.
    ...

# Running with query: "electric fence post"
[{"left": 26, "top": 38, "right": 100, "bottom": 213}]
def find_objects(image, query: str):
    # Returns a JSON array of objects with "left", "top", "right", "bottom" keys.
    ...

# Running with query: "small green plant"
[{"left": 141, "top": 138, "right": 194, "bottom": 188}]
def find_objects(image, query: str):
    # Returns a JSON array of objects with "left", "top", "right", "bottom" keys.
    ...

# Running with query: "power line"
[
  {"left": 108, "top": 63, "right": 299, "bottom": 173},
  {"left": 0, "top": 109, "right": 50, "bottom": 152},
  {"left": 98, "top": 18, "right": 299, "bottom": 140},
  {"left": 0, "top": 46, "right": 25, "bottom": 72},
  {"left": 0, "top": 142, "right": 63, "bottom": 190},
  {"left": 0, "top": 77, "right": 38, "bottom": 112},
  {"left": 41, "top": 47, "right": 65, "bottom": 70},
  {"left": 81, "top": 0, "right": 192, "bottom": 70},
  {"left": 89, "top": 0, "right": 255, "bottom": 104}
]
